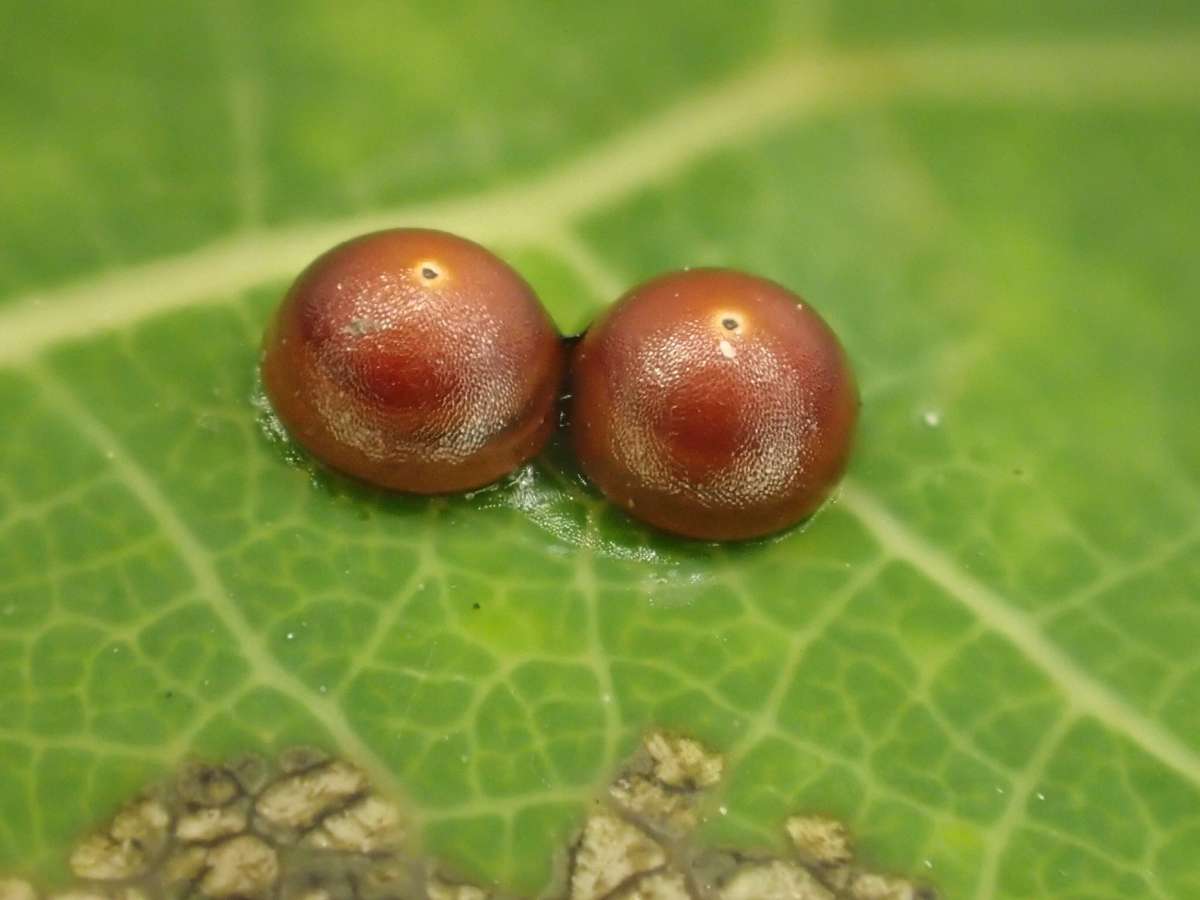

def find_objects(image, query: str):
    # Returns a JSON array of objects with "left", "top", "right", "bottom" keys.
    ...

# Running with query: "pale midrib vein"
[
  {"left": 30, "top": 368, "right": 404, "bottom": 798},
  {"left": 544, "top": 226, "right": 1200, "bottom": 794},
  {"left": 839, "top": 481, "right": 1200, "bottom": 789},
  {"left": 3, "top": 34, "right": 1200, "bottom": 365},
  {"left": 0, "top": 54, "right": 841, "bottom": 366}
]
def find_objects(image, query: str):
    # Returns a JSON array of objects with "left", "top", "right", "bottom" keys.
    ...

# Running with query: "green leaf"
[{"left": 3, "top": 2, "right": 1200, "bottom": 897}]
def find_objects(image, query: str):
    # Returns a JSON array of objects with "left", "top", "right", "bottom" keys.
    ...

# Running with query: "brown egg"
[
  {"left": 261, "top": 228, "right": 565, "bottom": 493},
  {"left": 570, "top": 269, "right": 858, "bottom": 540}
]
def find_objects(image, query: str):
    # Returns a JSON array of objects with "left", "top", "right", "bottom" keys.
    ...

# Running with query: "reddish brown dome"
[
  {"left": 262, "top": 228, "right": 565, "bottom": 493},
  {"left": 570, "top": 269, "right": 858, "bottom": 540}
]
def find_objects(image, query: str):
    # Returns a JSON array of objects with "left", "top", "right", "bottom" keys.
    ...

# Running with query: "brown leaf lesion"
[{"left": 8, "top": 732, "right": 934, "bottom": 900}]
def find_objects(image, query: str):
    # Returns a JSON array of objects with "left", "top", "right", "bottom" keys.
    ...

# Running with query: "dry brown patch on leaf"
[
  {"left": 9, "top": 733, "right": 935, "bottom": 900},
  {"left": 847, "top": 873, "right": 928, "bottom": 900},
  {"left": 786, "top": 815, "right": 854, "bottom": 867},
  {"left": 643, "top": 732, "right": 722, "bottom": 790},
  {"left": 176, "top": 765, "right": 241, "bottom": 808},
  {"left": 175, "top": 806, "right": 248, "bottom": 843},
  {"left": 255, "top": 759, "right": 367, "bottom": 831},
  {"left": 609, "top": 775, "right": 696, "bottom": 834},
  {"left": 614, "top": 870, "right": 692, "bottom": 900},
  {"left": 18, "top": 751, "right": 429, "bottom": 900},
  {"left": 50, "top": 890, "right": 146, "bottom": 900},
  {"left": 303, "top": 795, "right": 403, "bottom": 852},
  {"left": 570, "top": 812, "right": 666, "bottom": 900},
  {"left": 427, "top": 877, "right": 490, "bottom": 900},
  {"left": 717, "top": 860, "right": 834, "bottom": 900},
  {"left": 69, "top": 799, "right": 170, "bottom": 881},
  {"left": 0, "top": 879, "right": 37, "bottom": 900},
  {"left": 197, "top": 835, "right": 278, "bottom": 898},
  {"left": 162, "top": 846, "right": 208, "bottom": 886}
]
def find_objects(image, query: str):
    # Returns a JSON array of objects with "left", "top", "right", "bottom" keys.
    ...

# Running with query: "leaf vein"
[
  {"left": 4, "top": 34, "right": 1200, "bottom": 363},
  {"left": 30, "top": 367, "right": 405, "bottom": 796},
  {"left": 840, "top": 481, "right": 1200, "bottom": 788}
]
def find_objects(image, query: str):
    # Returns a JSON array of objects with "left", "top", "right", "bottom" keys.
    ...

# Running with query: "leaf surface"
[{"left": 2, "top": 3, "right": 1199, "bottom": 897}]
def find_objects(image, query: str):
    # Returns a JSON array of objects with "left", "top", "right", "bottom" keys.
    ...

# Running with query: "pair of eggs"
[{"left": 261, "top": 229, "right": 858, "bottom": 541}]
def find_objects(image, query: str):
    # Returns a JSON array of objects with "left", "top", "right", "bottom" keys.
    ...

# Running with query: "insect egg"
[
  {"left": 569, "top": 268, "right": 858, "bottom": 540},
  {"left": 261, "top": 228, "right": 565, "bottom": 493}
]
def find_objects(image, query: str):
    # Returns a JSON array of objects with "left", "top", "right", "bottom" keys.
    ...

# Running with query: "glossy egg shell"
[
  {"left": 570, "top": 268, "right": 858, "bottom": 540},
  {"left": 261, "top": 228, "right": 565, "bottom": 493}
]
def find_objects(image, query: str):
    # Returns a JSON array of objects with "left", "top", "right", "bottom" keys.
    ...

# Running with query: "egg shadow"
[{"left": 251, "top": 371, "right": 807, "bottom": 566}]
